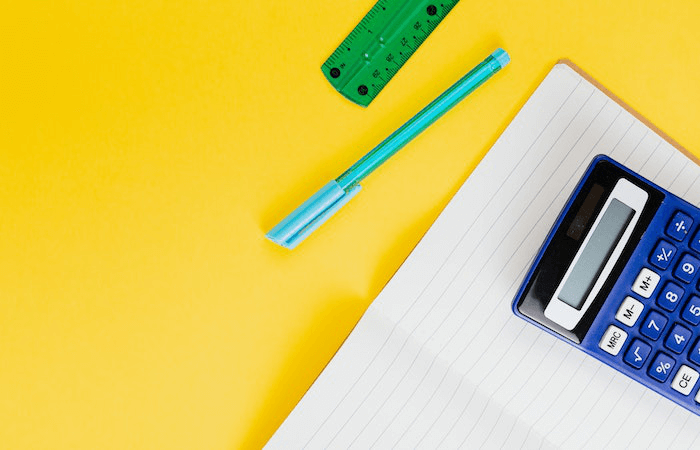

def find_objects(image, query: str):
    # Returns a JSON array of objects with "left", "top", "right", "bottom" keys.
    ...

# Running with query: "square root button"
[{"left": 623, "top": 339, "right": 652, "bottom": 369}]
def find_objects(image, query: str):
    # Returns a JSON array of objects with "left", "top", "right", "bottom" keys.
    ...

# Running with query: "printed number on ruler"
[{"left": 321, "top": 0, "right": 460, "bottom": 107}]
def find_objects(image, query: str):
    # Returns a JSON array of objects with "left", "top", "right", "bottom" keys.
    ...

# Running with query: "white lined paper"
[{"left": 266, "top": 63, "right": 700, "bottom": 449}]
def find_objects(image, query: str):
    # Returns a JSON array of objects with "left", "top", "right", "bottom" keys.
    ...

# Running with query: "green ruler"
[{"left": 321, "top": 0, "right": 460, "bottom": 107}]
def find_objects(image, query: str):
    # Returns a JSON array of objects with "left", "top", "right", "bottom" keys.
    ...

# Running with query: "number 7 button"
[{"left": 641, "top": 311, "right": 667, "bottom": 340}]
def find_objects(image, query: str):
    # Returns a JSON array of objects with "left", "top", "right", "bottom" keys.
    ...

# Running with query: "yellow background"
[{"left": 1, "top": 1, "right": 700, "bottom": 448}]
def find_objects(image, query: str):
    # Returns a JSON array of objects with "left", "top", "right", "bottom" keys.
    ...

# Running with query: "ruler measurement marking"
[{"left": 321, "top": 0, "right": 460, "bottom": 106}]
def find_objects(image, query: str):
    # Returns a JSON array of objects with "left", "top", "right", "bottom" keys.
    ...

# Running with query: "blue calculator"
[{"left": 513, "top": 155, "right": 700, "bottom": 415}]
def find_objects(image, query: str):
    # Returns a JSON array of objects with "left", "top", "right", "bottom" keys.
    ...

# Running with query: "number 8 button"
[{"left": 657, "top": 282, "right": 684, "bottom": 312}]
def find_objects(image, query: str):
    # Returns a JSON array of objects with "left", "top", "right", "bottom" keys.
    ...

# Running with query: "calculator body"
[{"left": 513, "top": 154, "right": 700, "bottom": 415}]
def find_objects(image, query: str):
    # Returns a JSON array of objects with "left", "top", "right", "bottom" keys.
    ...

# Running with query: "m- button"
[
  {"left": 599, "top": 325, "right": 628, "bottom": 356},
  {"left": 615, "top": 297, "right": 644, "bottom": 327}
]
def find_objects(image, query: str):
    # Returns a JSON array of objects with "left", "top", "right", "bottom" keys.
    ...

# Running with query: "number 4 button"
[{"left": 664, "top": 323, "right": 692, "bottom": 354}]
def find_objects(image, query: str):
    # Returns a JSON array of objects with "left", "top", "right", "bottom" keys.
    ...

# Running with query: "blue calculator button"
[
  {"left": 650, "top": 240, "right": 677, "bottom": 270},
  {"left": 674, "top": 253, "right": 700, "bottom": 283},
  {"left": 689, "top": 339, "right": 700, "bottom": 366},
  {"left": 691, "top": 229, "right": 700, "bottom": 253},
  {"left": 648, "top": 352, "right": 676, "bottom": 383},
  {"left": 624, "top": 339, "right": 652, "bottom": 369},
  {"left": 657, "top": 282, "right": 685, "bottom": 312},
  {"left": 681, "top": 295, "right": 700, "bottom": 326},
  {"left": 640, "top": 311, "right": 668, "bottom": 341},
  {"left": 664, "top": 323, "right": 693, "bottom": 354},
  {"left": 667, "top": 211, "right": 693, "bottom": 241}
]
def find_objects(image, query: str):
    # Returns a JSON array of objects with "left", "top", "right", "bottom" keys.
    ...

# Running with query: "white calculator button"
[
  {"left": 599, "top": 325, "right": 628, "bottom": 356},
  {"left": 615, "top": 296, "right": 644, "bottom": 327},
  {"left": 632, "top": 268, "right": 660, "bottom": 298},
  {"left": 672, "top": 365, "right": 699, "bottom": 396}
]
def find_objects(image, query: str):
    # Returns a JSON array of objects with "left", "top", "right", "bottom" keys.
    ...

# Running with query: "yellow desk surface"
[{"left": 2, "top": 1, "right": 700, "bottom": 448}]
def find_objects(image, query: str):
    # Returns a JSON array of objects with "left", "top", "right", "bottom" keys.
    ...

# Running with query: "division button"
[
  {"left": 632, "top": 268, "right": 661, "bottom": 298},
  {"left": 672, "top": 365, "right": 699, "bottom": 396},
  {"left": 615, "top": 296, "right": 644, "bottom": 327},
  {"left": 599, "top": 325, "right": 628, "bottom": 356},
  {"left": 667, "top": 211, "right": 693, "bottom": 241}
]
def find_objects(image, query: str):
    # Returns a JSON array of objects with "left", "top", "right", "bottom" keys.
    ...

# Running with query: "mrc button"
[{"left": 599, "top": 325, "right": 628, "bottom": 356}]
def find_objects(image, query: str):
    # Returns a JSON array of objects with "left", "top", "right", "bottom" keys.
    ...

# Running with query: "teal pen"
[{"left": 267, "top": 48, "right": 510, "bottom": 249}]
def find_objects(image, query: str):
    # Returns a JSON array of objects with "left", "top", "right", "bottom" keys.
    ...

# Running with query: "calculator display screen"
[
  {"left": 558, "top": 199, "right": 635, "bottom": 309},
  {"left": 514, "top": 157, "right": 664, "bottom": 343}
]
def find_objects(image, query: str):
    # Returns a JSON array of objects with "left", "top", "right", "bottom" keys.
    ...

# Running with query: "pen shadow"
[{"left": 238, "top": 294, "right": 369, "bottom": 450}]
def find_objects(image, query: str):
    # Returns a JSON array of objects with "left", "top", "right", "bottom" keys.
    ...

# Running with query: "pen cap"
[{"left": 266, "top": 181, "right": 362, "bottom": 249}]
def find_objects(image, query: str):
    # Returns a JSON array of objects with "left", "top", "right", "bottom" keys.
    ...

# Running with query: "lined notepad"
[{"left": 266, "top": 63, "right": 700, "bottom": 449}]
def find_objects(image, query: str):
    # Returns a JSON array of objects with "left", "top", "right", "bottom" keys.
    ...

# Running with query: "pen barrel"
[{"left": 336, "top": 53, "right": 505, "bottom": 191}]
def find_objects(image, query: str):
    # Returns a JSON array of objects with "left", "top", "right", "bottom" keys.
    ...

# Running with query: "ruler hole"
[{"left": 427, "top": 5, "right": 437, "bottom": 15}]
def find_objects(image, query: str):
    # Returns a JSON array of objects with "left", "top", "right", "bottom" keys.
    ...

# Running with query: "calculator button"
[
  {"left": 664, "top": 323, "right": 692, "bottom": 354},
  {"left": 615, "top": 297, "right": 644, "bottom": 327},
  {"left": 667, "top": 211, "right": 693, "bottom": 241},
  {"left": 650, "top": 240, "right": 677, "bottom": 270},
  {"left": 682, "top": 295, "right": 700, "bottom": 326},
  {"left": 649, "top": 352, "right": 676, "bottom": 382},
  {"left": 657, "top": 282, "right": 685, "bottom": 312},
  {"left": 632, "top": 268, "right": 661, "bottom": 298},
  {"left": 691, "top": 229, "right": 700, "bottom": 253},
  {"left": 674, "top": 254, "right": 700, "bottom": 283},
  {"left": 640, "top": 311, "right": 668, "bottom": 341},
  {"left": 623, "top": 339, "right": 652, "bottom": 368},
  {"left": 671, "top": 365, "right": 699, "bottom": 396},
  {"left": 689, "top": 339, "right": 700, "bottom": 366},
  {"left": 599, "top": 325, "right": 627, "bottom": 356}
]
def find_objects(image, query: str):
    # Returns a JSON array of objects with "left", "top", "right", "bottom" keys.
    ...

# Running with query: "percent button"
[{"left": 648, "top": 352, "right": 676, "bottom": 383}]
